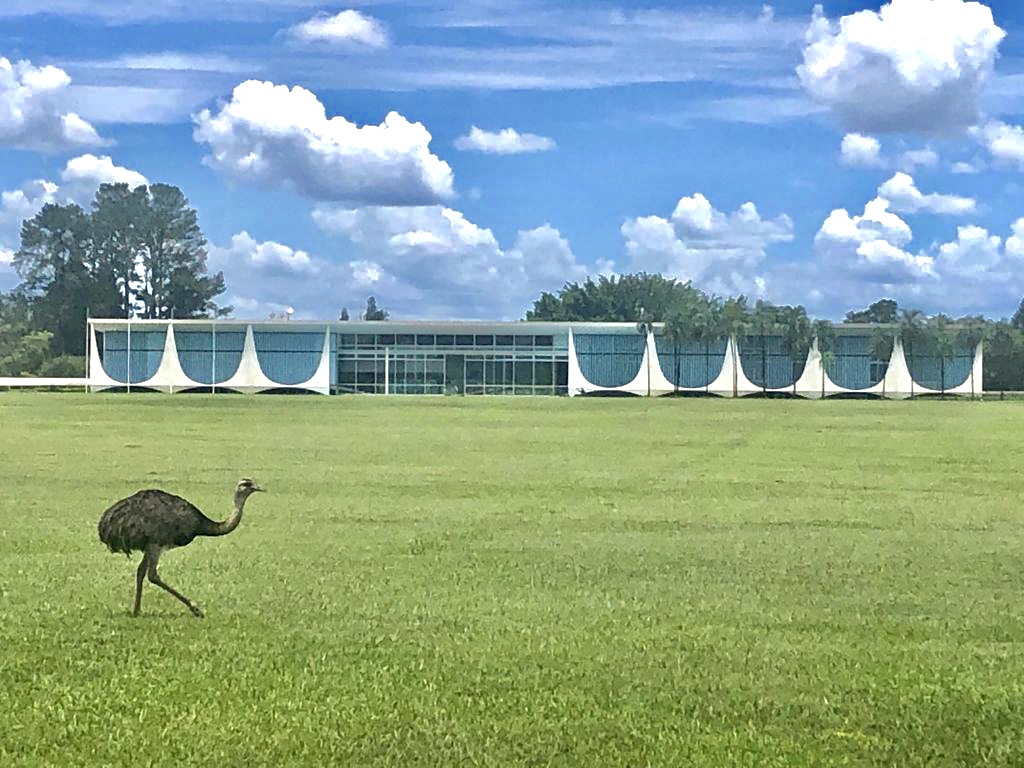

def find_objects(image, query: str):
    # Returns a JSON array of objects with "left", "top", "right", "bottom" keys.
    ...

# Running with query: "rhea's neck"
[{"left": 203, "top": 492, "right": 248, "bottom": 537}]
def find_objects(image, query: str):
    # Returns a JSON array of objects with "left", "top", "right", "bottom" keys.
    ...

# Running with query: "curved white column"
[
  {"left": 138, "top": 324, "right": 201, "bottom": 393},
  {"left": 292, "top": 326, "right": 331, "bottom": 395},
  {"left": 221, "top": 324, "right": 278, "bottom": 393},
  {"left": 726, "top": 337, "right": 761, "bottom": 397},
  {"left": 881, "top": 337, "right": 920, "bottom": 399},
  {"left": 784, "top": 344, "right": 824, "bottom": 398},
  {"left": 87, "top": 325, "right": 119, "bottom": 391},
  {"left": 567, "top": 328, "right": 588, "bottom": 396},
  {"left": 707, "top": 337, "right": 739, "bottom": 397},
  {"left": 644, "top": 332, "right": 675, "bottom": 396}
]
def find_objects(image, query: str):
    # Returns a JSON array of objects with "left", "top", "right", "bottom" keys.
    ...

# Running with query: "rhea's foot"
[{"left": 189, "top": 603, "right": 205, "bottom": 618}]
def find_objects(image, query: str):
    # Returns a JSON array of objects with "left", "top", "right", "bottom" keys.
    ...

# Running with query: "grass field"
[{"left": 2, "top": 393, "right": 1024, "bottom": 766}]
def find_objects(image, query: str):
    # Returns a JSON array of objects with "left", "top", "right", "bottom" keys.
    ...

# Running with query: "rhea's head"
[{"left": 235, "top": 477, "right": 265, "bottom": 500}]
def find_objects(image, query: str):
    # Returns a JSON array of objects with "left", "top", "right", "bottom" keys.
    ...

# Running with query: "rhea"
[{"left": 97, "top": 478, "right": 265, "bottom": 618}]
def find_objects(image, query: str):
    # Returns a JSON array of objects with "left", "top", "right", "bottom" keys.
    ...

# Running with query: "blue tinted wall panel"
[
  {"left": 907, "top": 347, "right": 972, "bottom": 390},
  {"left": 254, "top": 331, "right": 324, "bottom": 385},
  {"left": 101, "top": 331, "right": 166, "bottom": 384},
  {"left": 176, "top": 331, "right": 246, "bottom": 385},
  {"left": 826, "top": 335, "right": 885, "bottom": 390},
  {"left": 740, "top": 335, "right": 802, "bottom": 389},
  {"left": 575, "top": 333, "right": 645, "bottom": 388},
  {"left": 654, "top": 336, "right": 727, "bottom": 388}
]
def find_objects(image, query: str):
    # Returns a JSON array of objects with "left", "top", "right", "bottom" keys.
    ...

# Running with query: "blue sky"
[{"left": 1, "top": 0, "right": 1024, "bottom": 320}]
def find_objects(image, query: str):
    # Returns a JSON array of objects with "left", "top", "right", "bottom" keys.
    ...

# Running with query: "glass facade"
[{"left": 332, "top": 332, "right": 569, "bottom": 395}]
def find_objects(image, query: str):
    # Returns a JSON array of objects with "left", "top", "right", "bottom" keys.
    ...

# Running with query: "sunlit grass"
[{"left": 1, "top": 393, "right": 1023, "bottom": 766}]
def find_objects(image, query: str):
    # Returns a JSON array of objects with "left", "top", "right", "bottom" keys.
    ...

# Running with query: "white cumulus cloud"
[
  {"left": 972, "top": 120, "right": 1024, "bottom": 168},
  {"left": 898, "top": 147, "right": 939, "bottom": 170},
  {"left": 621, "top": 193, "right": 793, "bottom": 297},
  {"left": 798, "top": 0, "right": 1005, "bottom": 134},
  {"left": 61, "top": 153, "right": 147, "bottom": 190},
  {"left": 212, "top": 232, "right": 317, "bottom": 276},
  {"left": 312, "top": 204, "right": 589, "bottom": 318},
  {"left": 193, "top": 80, "right": 454, "bottom": 206},
  {"left": 286, "top": 10, "right": 389, "bottom": 48},
  {"left": 814, "top": 197, "right": 934, "bottom": 282},
  {"left": 797, "top": 194, "right": 1024, "bottom": 316},
  {"left": 208, "top": 231, "right": 388, "bottom": 319},
  {"left": 454, "top": 126, "right": 556, "bottom": 155},
  {"left": 876, "top": 172, "right": 976, "bottom": 215},
  {"left": 951, "top": 160, "right": 982, "bottom": 174},
  {"left": 840, "top": 133, "right": 883, "bottom": 166},
  {"left": 0, "top": 56, "right": 106, "bottom": 151}
]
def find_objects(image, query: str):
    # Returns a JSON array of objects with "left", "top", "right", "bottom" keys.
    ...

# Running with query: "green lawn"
[{"left": 1, "top": 393, "right": 1023, "bottom": 767}]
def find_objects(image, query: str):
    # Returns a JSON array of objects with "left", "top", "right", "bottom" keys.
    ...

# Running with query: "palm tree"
[
  {"left": 956, "top": 316, "right": 990, "bottom": 398},
  {"left": 813, "top": 319, "right": 836, "bottom": 397},
  {"left": 721, "top": 296, "right": 749, "bottom": 397},
  {"left": 662, "top": 306, "right": 697, "bottom": 395},
  {"left": 927, "top": 315, "right": 957, "bottom": 396},
  {"left": 635, "top": 304, "right": 655, "bottom": 396},
  {"left": 779, "top": 306, "right": 813, "bottom": 395},
  {"left": 871, "top": 325, "right": 895, "bottom": 397},
  {"left": 899, "top": 309, "right": 927, "bottom": 397},
  {"left": 749, "top": 300, "right": 778, "bottom": 393},
  {"left": 694, "top": 295, "right": 725, "bottom": 393}
]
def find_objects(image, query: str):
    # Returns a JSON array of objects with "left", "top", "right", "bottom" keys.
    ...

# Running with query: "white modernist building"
[{"left": 83, "top": 318, "right": 984, "bottom": 399}]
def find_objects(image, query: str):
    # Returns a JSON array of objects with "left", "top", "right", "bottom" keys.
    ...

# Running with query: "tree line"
[
  {"left": 526, "top": 274, "right": 1023, "bottom": 392},
  {"left": 0, "top": 182, "right": 227, "bottom": 376},
  {"left": 3, "top": 185, "right": 1024, "bottom": 392}
]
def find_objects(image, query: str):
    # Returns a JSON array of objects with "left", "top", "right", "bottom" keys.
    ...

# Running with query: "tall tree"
[
  {"left": 90, "top": 183, "right": 148, "bottom": 318},
  {"left": 13, "top": 203, "right": 94, "bottom": 355},
  {"left": 137, "top": 184, "right": 225, "bottom": 319},
  {"left": 844, "top": 298, "right": 899, "bottom": 324},
  {"left": 526, "top": 273, "right": 704, "bottom": 321},
  {"left": 0, "top": 291, "right": 53, "bottom": 376}
]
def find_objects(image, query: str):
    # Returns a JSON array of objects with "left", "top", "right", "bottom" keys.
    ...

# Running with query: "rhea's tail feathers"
[{"left": 97, "top": 499, "right": 137, "bottom": 557}]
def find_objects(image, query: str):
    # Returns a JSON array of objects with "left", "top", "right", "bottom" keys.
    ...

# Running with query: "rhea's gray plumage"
[{"left": 98, "top": 478, "right": 264, "bottom": 618}]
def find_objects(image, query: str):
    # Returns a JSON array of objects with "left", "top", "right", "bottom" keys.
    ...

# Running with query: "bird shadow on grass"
[{"left": 110, "top": 609, "right": 204, "bottom": 621}]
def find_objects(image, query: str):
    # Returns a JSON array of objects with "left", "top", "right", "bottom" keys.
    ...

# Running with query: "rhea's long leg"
[
  {"left": 132, "top": 552, "right": 149, "bottom": 617},
  {"left": 146, "top": 547, "right": 204, "bottom": 618}
]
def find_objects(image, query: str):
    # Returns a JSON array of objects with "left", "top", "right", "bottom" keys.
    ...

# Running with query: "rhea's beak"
[{"left": 254, "top": 484, "right": 266, "bottom": 493}]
